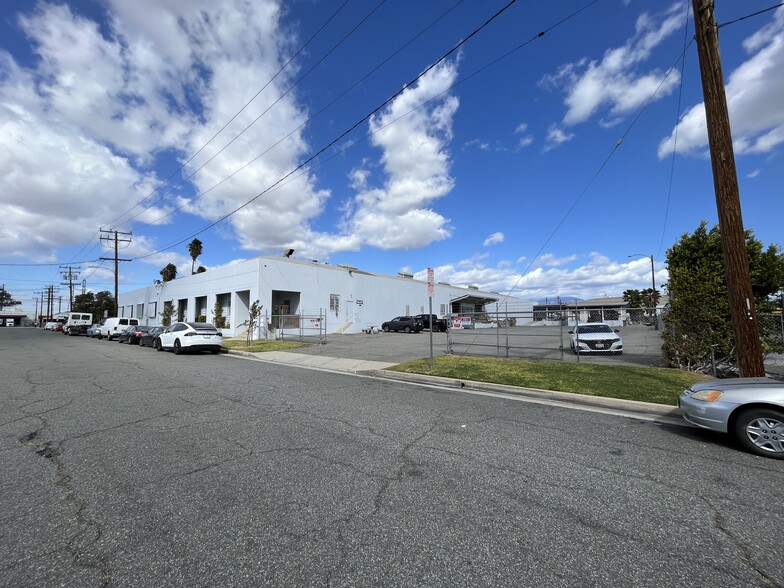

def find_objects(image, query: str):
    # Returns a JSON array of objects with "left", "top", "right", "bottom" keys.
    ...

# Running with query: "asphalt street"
[{"left": 1, "top": 328, "right": 783, "bottom": 587}]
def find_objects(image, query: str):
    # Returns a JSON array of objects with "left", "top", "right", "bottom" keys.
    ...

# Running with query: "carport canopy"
[{"left": 450, "top": 294, "right": 498, "bottom": 314}]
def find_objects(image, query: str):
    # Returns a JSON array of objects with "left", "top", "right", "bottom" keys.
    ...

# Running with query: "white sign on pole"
[{"left": 427, "top": 267, "right": 434, "bottom": 297}]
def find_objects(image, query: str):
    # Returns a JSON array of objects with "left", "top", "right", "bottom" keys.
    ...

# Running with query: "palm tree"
[
  {"left": 160, "top": 263, "right": 177, "bottom": 282},
  {"left": 188, "top": 239, "right": 203, "bottom": 275}
]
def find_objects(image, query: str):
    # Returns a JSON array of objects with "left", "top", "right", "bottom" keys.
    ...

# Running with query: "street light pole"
[{"left": 629, "top": 254, "right": 658, "bottom": 330}]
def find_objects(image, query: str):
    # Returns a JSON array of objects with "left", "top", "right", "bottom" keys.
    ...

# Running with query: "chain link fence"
[
  {"left": 246, "top": 310, "right": 327, "bottom": 345},
  {"left": 445, "top": 304, "right": 784, "bottom": 376},
  {"left": 447, "top": 304, "right": 668, "bottom": 368}
]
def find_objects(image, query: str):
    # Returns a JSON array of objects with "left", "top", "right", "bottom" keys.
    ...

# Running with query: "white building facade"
[{"left": 117, "top": 256, "right": 500, "bottom": 337}]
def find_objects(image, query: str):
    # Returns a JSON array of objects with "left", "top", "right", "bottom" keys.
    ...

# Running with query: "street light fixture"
[{"left": 628, "top": 254, "right": 657, "bottom": 330}]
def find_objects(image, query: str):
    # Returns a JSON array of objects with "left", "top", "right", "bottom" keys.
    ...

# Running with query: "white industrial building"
[{"left": 118, "top": 256, "right": 507, "bottom": 337}]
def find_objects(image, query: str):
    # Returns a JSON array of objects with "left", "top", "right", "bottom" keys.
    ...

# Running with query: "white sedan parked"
[
  {"left": 568, "top": 323, "right": 623, "bottom": 354},
  {"left": 155, "top": 322, "right": 223, "bottom": 355}
]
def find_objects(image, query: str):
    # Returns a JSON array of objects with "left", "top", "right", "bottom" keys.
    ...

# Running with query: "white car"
[
  {"left": 569, "top": 323, "right": 623, "bottom": 354},
  {"left": 155, "top": 321, "right": 223, "bottom": 355}
]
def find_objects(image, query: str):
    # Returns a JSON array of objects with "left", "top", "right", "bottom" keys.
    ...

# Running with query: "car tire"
[
  {"left": 155, "top": 339, "right": 163, "bottom": 351},
  {"left": 733, "top": 408, "right": 784, "bottom": 459},
  {"left": 173, "top": 340, "right": 182, "bottom": 355},
  {"left": 404, "top": 326, "right": 411, "bottom": 333},
  {"left": 382, "top": 325, "right": 390, "bottom": 332}
]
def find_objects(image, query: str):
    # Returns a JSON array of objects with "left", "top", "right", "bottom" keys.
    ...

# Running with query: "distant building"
[
  {"left": 533, "top": 296, "right": 668, "bottom": 327},
  {"left": 118, "top": 256, "right": 501, "bottom": 336},
  {"left": 0, "top": 311, "right": 29, "bottom": 327}
]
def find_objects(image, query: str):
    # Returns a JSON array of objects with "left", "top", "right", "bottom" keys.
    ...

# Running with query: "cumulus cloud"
[
  {"left": 542, "top": 3, "right": 683, "bottom": 130},
  {"left": 483, "top": 232, "right": 504, "bottom": 246},
  {"left": 1, "top": 1, "right": 460, "bottom": 264},
  {"left": 658, "top": 6, "right": 784, "bottom": 158},
  {"left": 299, "top": 60, "right": 459, "bottom": 255},
  {"left": 413, "top": 253, "right": 667, "bottom": 301}
]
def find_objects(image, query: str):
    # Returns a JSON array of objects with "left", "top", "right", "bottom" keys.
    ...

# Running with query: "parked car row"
[{"left": 79, "top": 321, "right": 224, "bottom": 355}]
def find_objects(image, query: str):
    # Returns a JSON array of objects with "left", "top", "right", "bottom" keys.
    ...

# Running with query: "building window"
[
  {"left": 136, "top": 303, "right": 144, "bottom": 319},
  {"left": 440, "top": 304, "right": 446, "bottom": 316},
  {"left": 330, "top": 294, "right": 340, "bottom": 316}
]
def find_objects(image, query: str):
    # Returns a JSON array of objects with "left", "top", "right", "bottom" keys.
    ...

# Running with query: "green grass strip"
[
  {"left": 389, "top": 356, "right": 711, "bottom": 405},
  {"left": 222, "top": 339, "right": 307, "bottom": 353}
]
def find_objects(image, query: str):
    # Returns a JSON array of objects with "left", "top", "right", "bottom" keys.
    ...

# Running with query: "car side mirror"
[
  {"left": 614, "top": 329, "right": 620, "bottom": 333},
  {"left": 568, "top": 330, "right": 574, "bottom": 334}
]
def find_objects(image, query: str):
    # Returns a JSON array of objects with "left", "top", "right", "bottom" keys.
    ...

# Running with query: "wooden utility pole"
[
  {"left": 691, "top": 0, "right": 765, "bottom": 377},
  {"left": 59, "top": 265, "right": 80, "bottom": 311},
  {"left": 99, "top": 229, "right": 132, "bottom": 318}
]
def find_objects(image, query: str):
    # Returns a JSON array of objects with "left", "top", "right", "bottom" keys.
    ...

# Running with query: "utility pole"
[
  {"left": 99, "top": 228, "right": 132, "bottom": 317},
  {"left": 60, "top": 265, "right": 80, "bottom": 311},
  {"left": 692, "top": 0, "right": 765, "bottom": 377}
]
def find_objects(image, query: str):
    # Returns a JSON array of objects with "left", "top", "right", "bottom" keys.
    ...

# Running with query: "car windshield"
[{"left": 576, "top": 324, "right": 613, "bottom": 334}]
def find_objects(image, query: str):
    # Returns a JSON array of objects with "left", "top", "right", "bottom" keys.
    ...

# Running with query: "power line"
[
  {"left": 717, "top": 2, "right": 784, "bottom": 29},
  {"left": 135, "top": 0, "right": 524, "bottom": 260},
  {"left": 128, "top": 0, "right": 470, "bottom": 230},
  {"left": 658, "top": 0, "right": 693, "bottom": 258},
  {"left": 101, "top": 0, "right": 355, "bottom": 231},
  {"left": 496, "top": 34, "right": 695, "bottom": 310}
]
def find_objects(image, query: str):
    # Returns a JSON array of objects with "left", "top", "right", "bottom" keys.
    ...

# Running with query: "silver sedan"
[{"left": 679, "top": 377, "right": 784, "bottom": 459}]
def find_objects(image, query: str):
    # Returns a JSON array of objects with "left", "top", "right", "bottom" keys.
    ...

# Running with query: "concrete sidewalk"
[
  {"left": 226, "top": 348, "right": 684, "bottom": 423},
  {"left": 227, "top": 349, "right": 397, "bottom": 372}
]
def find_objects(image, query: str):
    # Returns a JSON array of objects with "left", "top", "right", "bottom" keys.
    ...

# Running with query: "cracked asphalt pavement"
[{"left": 1, "top": 328, "right": 783, "bottom": 587}]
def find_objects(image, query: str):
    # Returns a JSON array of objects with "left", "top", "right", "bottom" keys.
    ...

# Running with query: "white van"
[
  {"left": 99, "top": 317, "right": 140, "bottom": 340},
  {"left": 63, "top": 312, "right": 93, "bottom": 336}
]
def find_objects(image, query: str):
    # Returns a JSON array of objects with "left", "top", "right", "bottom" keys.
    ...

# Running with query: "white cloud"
[
  {"left": 536, "top": 253, "right": 577, "bottom": 267},
  {"left": 544, "top": 124, "right": 575, "bottom": 150},
  {"left": 483, "top": 232, "right": 504, "bottom": 246},
  {"left": 0, "top": 53, "right": 171, "bottom": 260},
  {"left": 301, "top": 60, "right": 459, "bottom": 255},
  {"left": 658, "top": 7, "right": 784, "bottom": 158},
  {"left": 542, "top": 3, "right": 682, "bottom": 128},
  {"left": 413, "top": 253, "right": 667, "bottom": 301},
  {"left": 747, "top": 169, "right": 761, "bottom": 178},
  {"left": 515, "top": 122, "right": 534, "bottom": 149},
  {"left": 464, "top": 138, "right": 490, "bottom": 151}
]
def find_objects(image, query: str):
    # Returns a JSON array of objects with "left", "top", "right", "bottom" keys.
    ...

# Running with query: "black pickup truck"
[{"left": 413, "top": 314, "right": 448, "bottom": 332}]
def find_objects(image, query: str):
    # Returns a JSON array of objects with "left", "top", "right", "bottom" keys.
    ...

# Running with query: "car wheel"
[
  {"left": 382, "top": 325, "right": 390, "bottom": 332},
  {"left": 733, "top": 408, "right": 784, "bottom": 459},
  {"left": 155, "top": 339, "right": 163, "bottom": 351},
  {"left": 173, "top": 340, "right": 182, "bottom": 355},
  {"left": 97, "top": 334, "right": 103, "bottom": 340},
  {"left": 404, "top": 326, "right": 411, "bottom": 333}
]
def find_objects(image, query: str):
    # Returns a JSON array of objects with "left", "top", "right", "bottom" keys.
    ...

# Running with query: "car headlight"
[{"left": 691, "top": 389, "right": 724, "bottom": 402}]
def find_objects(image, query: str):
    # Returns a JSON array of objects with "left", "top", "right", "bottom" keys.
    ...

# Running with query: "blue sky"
[{"left": 1, "top": 0, "right": 782, "bottom": 314}]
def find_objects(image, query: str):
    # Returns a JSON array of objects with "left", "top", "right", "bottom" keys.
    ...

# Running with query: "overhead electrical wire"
[
  {"left": 717, "top": 2, "right": 784, "bottom": 29},
  {"left": 103, "top": 0, "right": 356, "bottom": 230},
  {"left": 131, "top": 0, "right": 469, "bottom": 229},
  {"left": 59, "top": 0, "right": 355, "bottom": 270},
  {"left": 658, "top": 0, "right": 692, "bottom": 259},
  {"left": 133, "top": 0, "right": 530, "bottom": 260},
  {"left": 496, "top": 36, "right": 698, "bottom": 309},
  {"left": 113, "top": 0, "right": 390, "bottom": 229}
]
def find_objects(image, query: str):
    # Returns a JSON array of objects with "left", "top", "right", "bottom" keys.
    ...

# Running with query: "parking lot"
[{"left": 290, "top": 324, "right": 666, "bottom": 367}]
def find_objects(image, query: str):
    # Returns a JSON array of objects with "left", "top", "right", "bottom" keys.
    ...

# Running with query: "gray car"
[{"left": 679, "top": 377, "right": 784, "bottom": 459}]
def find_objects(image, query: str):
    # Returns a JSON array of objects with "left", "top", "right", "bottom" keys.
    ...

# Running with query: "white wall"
[{"left": 118, "top": 257, "right": 499, "bottom": 336}]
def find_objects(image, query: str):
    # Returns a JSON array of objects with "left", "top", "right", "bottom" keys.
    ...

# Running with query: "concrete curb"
[{"left": 365, "top": 369, "right": 682, "bottom": 418}]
